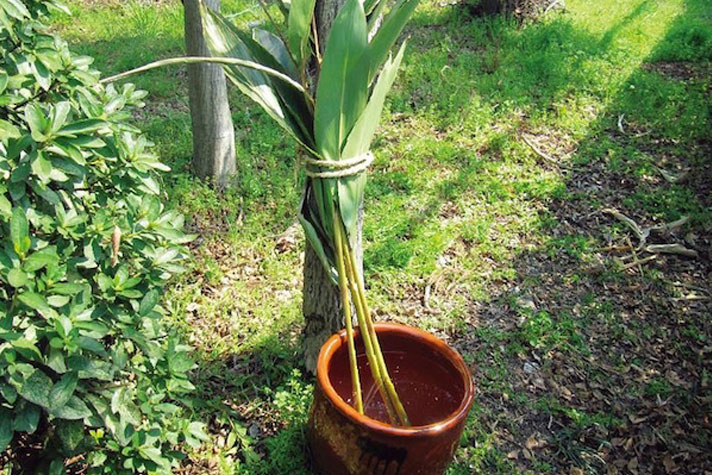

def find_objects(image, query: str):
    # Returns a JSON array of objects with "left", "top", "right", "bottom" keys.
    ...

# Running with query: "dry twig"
[{"left": 521, "top": 134, "right": 561, "bottom": 166}]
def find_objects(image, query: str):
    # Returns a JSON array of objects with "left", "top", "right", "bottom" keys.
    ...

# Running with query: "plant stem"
[
  {"left": 335, "top": 213, "right": 397, "bottom": 425},
  {"left": 344, "top": 242, "right": 410, "bottom": 426},
  {"left": 333, "top": 210, "right": 363, "bottom": 414},
  {"left": 342, "top": 244, "right": 398, "bottom": 423}
]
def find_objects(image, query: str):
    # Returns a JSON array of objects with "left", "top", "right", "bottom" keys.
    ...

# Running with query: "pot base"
[{"left": 308, "top": 323, "right": 474, "bottom": 475}]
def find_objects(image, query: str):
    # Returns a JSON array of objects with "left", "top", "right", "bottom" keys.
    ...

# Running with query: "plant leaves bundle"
[{"left": 197, "top": 0, "right": 419, "bottom": 425}]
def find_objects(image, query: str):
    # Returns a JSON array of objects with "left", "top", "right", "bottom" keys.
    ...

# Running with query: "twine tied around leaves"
[{"left": 300, "top": 152, "right": 374, "bottom": 178}]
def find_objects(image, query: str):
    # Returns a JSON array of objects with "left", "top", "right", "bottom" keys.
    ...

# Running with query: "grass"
[{"left": 51, "top": 0, "right": 712, "bottom": 473}]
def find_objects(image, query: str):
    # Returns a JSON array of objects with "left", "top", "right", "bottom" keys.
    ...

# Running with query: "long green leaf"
[
  {"left": 314, "top": 0, "right": 369, "bottom": 161},
  {"left": 201, "top": 5, "right": 316, "bottom": 151},
  {"left": 366, "top": 0, "right": 419, "bottom": 83},
  {"left": 201, "top": 6, "right": 295, "bottom": 137},
  {"left": 343, "top": 42, "right": 406, "bottom": 159},
  {"left": 253, "top": 29, "right": 299, "bottom": 79},
  {"left": 287, "top": 0, "right": 316, "bottom": 69}
]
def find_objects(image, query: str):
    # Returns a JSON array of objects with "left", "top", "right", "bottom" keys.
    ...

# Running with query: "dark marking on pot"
[{"left": 357, "top": 436, "right": 407, "bottom": 475}]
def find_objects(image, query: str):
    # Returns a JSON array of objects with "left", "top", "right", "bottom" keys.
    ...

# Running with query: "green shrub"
[{"left": 0, "top": 1, "right": 205, "bottom": 473}]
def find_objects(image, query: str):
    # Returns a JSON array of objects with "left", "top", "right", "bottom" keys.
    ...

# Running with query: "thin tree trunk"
[
  {"left": 184, "top": 0, "right": 236, "bottom": 189},
  {"left": 303, "top": 0, "right": 364, "bottom": 372}
]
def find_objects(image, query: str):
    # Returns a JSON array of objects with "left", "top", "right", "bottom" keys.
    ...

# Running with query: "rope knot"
[{"left": 301, "top": 152, "right": 374, "bottom": 178}]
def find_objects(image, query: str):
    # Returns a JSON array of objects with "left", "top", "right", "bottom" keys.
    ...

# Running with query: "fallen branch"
[
  {"left": 620, "top": 254, "right": 656, "bottom": 271},
  {"left": 603, "top": 208, "right": 648, "bottom": 248},
  {"left": 604, "top": 209, "right": 691, "bottom": 252},
  {"left": 650, "top": 216, "right": 689, "bottom": 234},
  {"left": 522, "top": 134, "right": 560, "bottom": 166},
  {"left": 645, "top": 243, "right": 698, "bottom": 258},
  {"left": 655, "top": 166, "right": 689, "bottom": 184}
]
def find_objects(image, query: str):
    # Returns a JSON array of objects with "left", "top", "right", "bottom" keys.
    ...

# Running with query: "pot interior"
[{"left": 327, "top": 329, "right": 467, "bottom": 426}]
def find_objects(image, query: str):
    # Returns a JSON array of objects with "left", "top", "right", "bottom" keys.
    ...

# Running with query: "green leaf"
[
  {"left": 7, "top": 268, "right": 28, "bottom": 288},
  {"left": 18, "top": 292, "right": 50, "bottom": 313},
  {"left": 48, "top": 295, "right": 70, "bottom": 308},
  {"left": 49, "top": 371, "right": 78, "bottom": 410},
  {"left": 11, "top": 338, "right": 43, "bottom": 362},
  {"left": 17, "top": 368, "right": 52, "bottom": 408},
  {"left": 49, "top": 101, "right": 71, "bottom": 132},
  {"left": 25, "top": 103, "right": 49, "bottom": 142},
  {"left": 49, "top": 395, "right": 92, "bottom": 420},
  {"left": 200, "top": 5, "right": 313, "bottom": 150},
  {"left": 343, "top": 43, "right": 405, "bottom": 159},
  {"left": 0, "top": 119, "right": 21, "bottom": 139},
  {"left": 139, "top": 446, "right": 169, "bottom": 468},
  {"left": 68, "top": 356, "right": 113, "bottom": 381},
  {"left": 56, "top": 420, "right": 84, "bottom": 451},
  {"left": 138, "top": 289, "right": 160, "bottom": 317},
  {"left": 0, "top": 194, "right": 11, "bottom": 219},
  {"left": 0, "top": 407, "right": 11, "bottom": 451},
  {"left": 11, "top": 207, "right": 30, "bottom": 258},
  {"left": 0, "top": 383, "right": 17, "bottom": 404},
  {"left": 32, "top": 59, "right": 52, "bottom": 91},
  {"left": 254, "top": 29, "right": 298, "bottom": 79},
  {"left": 12, "top": 401, "right": 40, "bottom": 433},
  {"left": 0, "top": 0, "right": 30, "bottom": 19},
  {"left": 49, "top": 459, "right": 64, "bottom": 475},
  {"left": 24, "top": 246, "right": 58, "bottom": 272},
  {"left": 57, "top": 118, "right": 105, "bottom": 136},
  {"left": 366, "top": 0, "right": 420, "bottom": 83},
  {"left": 287, "top": 0, "right": 316, "bottom": 68},
  {"left": 338, "top": 44, "right": 406, "bottom": 237},
  {"left": 314, "top": 0, "right": 369, "bottom": 160},
  {"left": 31, "top": 152, "right": 53, "bottom": 183}
]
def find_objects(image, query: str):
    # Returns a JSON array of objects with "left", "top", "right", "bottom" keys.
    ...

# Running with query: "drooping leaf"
[
  {"left": 201, "top": 6, "right": 315, "bottom": 150},
  {"left": 200, "top": 4, "right": 310, "bottom": 148},
  {"left": 0, "top": 0, "right": 30, "bottom": 20}
]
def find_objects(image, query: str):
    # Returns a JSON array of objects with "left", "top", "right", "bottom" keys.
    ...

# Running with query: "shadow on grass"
[{"left": 441, "top": 1, "right": 712, "bottom": 473}]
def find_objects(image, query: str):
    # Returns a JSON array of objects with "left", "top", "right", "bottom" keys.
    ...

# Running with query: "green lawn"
[{"left": 51, "top": 0, "right": 712, "bottom": 473}]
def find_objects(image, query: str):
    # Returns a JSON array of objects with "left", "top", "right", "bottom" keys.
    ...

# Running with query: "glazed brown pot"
[{"left": 308, "top": 323, "right": 474, "bottom": 475}]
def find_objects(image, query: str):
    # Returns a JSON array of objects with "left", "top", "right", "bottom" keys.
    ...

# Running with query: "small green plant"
[{"left": 0, "top": 1, "right": 205, "bottom": 472}]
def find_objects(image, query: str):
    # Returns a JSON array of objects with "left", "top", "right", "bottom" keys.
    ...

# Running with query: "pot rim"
[{"left": 316, "top": 322, "right": 475, "bottom": 437}]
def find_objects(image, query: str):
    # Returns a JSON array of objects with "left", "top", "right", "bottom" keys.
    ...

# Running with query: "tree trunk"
[
  {"left": 184, "top": 0, "right": 236, "bottom": 189},
  {"left": 303, "top": 0, "right": 364, "bottom": 372}
]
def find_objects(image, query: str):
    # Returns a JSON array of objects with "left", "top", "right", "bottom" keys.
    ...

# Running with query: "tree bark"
[
  {"left": 184, "top": 0, "right": 236, "bottom": 189},
  {"left": 303, "top": 0, "right": 364, "bottom": 372}
]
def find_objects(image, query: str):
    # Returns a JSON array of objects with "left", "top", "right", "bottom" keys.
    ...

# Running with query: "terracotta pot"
[{"left": 308, "top": 323, "right": 474, "bottom": 475}]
